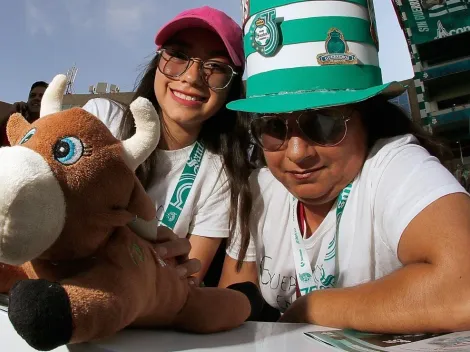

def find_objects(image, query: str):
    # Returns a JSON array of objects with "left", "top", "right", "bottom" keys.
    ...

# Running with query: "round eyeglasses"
[{"left": 156, "top": 48, "right": 238, "bottom": 90}]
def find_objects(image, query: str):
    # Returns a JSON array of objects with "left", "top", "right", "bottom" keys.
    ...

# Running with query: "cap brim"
[
  {"left": 155, "top": 18, "right": 242, "bottom": 67},
  {"left": 227, "top": 82, "right": 406, "bottom": 113}
]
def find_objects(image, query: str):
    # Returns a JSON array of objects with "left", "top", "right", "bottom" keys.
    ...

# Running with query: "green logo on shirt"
[{"left": 299, "top": 272, "right": 312, "bottom": 283}]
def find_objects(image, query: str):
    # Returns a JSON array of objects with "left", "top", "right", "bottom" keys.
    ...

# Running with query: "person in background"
[
  {"left": 83, "top": 6, "right": 253, "bottom": 286},
  {"left": 1, "top": 81, "right": 48, "bottom": 146},
  {"left": 219, "top": 0, "right": 470, "bottom": 332}
]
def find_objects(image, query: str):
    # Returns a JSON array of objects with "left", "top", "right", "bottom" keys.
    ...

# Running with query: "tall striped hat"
[{"left": 228, "top": 0, "right": 406, "bottom": 113}]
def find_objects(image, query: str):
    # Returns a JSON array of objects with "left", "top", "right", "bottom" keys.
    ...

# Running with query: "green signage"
[{"left": 395, "top": 0, "right": 470, "bottom": 45}]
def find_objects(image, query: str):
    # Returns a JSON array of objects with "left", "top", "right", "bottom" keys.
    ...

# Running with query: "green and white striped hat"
[{"left": 228, "top": 0, "right": 406, "bottom": 113}]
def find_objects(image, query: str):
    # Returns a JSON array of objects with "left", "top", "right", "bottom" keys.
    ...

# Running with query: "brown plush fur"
[
  {"left": 0, "top": 108, "right": 250, "bottom": 344},
  {"left": 0, "top": 264, "right": 28, "bottom": 294}
]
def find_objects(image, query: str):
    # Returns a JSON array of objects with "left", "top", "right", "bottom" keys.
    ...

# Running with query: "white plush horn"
[
  {"left": 40, "top": 74, "right": 67, "bottom": 118},
  {"left": 121, "top": 97, "right": 161, "bottom": 171}
]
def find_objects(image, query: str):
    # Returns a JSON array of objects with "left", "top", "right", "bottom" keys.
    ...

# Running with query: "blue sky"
[{"left": 0, "top": 0, "right": 414, "bottom": 103}]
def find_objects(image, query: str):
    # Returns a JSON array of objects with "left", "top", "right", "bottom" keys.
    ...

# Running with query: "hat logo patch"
[
  {"left": 316, "top": 28, "right": 358, "bottom": 66},
  {"left": 249, "top": 9, "right": 280, "bottom": 57}
]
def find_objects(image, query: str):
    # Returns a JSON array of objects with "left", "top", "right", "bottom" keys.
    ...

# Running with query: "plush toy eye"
[
  {"left": 53, "top": 137, "right": 84, "bottom": 165},
  {"left": 19, "top": 128, "right": 37, "bottom": 144}
]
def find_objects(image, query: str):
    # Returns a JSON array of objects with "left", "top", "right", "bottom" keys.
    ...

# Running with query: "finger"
[
  {"left": 155, "top": 237, "right": 191, "bottom": 259},
  {"left": 155, "top": 226, "right": 178, "bottom": 243},
  {"left": 11, "top": 102, "right": 27, "bottom": 115},
  {"left": 176, "top": 258, "right": 201, "bottom": 278},
  {"left": 19, "top": 102, "right": 28, "bottom": 113},
  {"left": 12, "top": 103, "right": 22, "bottom": 113},
  {"left": 175, "top": 252, "right": 189, "bottom": 265},
  {"left": 187, "top": 276, "right": 201, "bottom": 287}
]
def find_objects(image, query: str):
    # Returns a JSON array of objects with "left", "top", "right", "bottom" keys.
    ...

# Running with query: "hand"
[
  {"left": 277, "top": 297, "right": 309, "bottom": 323},
  {"left": 1, "top": 102, "right": 28, "bottom": 126},
  {"left": 9, "top": 102, "right": 28, "bottom": 116},
  {"left": 155, "top": 226, "right": 201, "bottom": 285}
]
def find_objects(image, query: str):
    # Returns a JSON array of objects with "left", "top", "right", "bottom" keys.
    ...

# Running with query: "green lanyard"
[
  {"left": 292, "top": 183, "right": 352, "bottom": 295},
  {"left": 161, "top": 141, "right": 205, "bottom": 229}
]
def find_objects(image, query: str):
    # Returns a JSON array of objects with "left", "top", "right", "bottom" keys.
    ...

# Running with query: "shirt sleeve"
[
  {"left": 82, "top": 98, "right": 124, "bottom": 138},
  {"left": 226, "top": 222, "right": 256, "bottom": 262},
  {"left": 374, "top": 144, "right": 468, "bottom": 256},
  {"left": 188, "top": 164, "right": 232, "bottom": 238}
]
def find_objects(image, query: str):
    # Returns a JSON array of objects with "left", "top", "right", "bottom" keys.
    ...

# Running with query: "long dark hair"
[
  {"left": 356, "top": 95, "right": 452, "bottom": 162},
  {"left": 118, "top": 54, "right": 253, "bottom": 269}
]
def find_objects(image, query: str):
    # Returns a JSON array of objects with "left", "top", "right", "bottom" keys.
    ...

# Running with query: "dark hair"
[
  {"left": 30, "top": 81, "right": 48, "bottom": 92},
  {"left": 118, "top": 54, "right": 253, "bottom": 271},
  {"left": 356, "top": 95, "right": 452, "bottom": 162}
]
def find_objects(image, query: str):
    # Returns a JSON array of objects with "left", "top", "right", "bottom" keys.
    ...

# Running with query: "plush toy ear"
[
  {"left": 6, "top": 113, "right": 32, "bottom": 146},
  {"left": 127, "top": 175, "right": 157, "bottom": 221}
]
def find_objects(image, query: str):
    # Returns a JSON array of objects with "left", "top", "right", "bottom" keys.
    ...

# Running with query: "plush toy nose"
[{"left": 0, "top": 146, "right": 65, "bottom": 265}]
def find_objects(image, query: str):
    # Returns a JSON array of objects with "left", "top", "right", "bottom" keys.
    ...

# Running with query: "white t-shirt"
[
  {"left": 83, "top": 98, "right": 230, "bottom": 239},
  {"left": 227, "top": 134, "right": 467, "bottom": 312}
]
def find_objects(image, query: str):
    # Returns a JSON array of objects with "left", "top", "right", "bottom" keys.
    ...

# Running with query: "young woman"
[
  {"left": 83, "top": 6, "right": 252, "bottom": 284},
  {"left": 219, "top": 0, "right": 470, "bottom": 333}
]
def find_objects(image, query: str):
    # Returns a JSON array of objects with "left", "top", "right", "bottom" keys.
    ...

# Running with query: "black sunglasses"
[{"left": 250, "top": 108, "right": 354, "bottom": 151}]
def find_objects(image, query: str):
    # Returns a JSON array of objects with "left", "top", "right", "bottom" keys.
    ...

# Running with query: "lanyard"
[
  {"left": 290, "top": 183, "right": 352, "bottom": 296},
  {"left": 161, "top": 141, "right": 206, "bottom": 230}
]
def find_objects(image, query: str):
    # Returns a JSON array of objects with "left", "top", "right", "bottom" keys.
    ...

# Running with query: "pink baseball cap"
[{"left": 155, "top": 6, "right": 244, "bottom": 69}]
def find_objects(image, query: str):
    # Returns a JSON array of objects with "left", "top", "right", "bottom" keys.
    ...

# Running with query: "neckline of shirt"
[{"left": 156, "top": 142, "right": 196, "bottom": 162}]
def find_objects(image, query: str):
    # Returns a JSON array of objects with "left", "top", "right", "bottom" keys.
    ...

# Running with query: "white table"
[{"left": 1, "top": 310, "right": 334, "bottom": 351}]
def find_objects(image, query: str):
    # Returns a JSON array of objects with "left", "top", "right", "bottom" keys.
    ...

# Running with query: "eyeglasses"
[
  {"left": 156, "top": 48, "right": 238, "bottom": 90},
  {"left": 250, "top": 108, "right": 354, "bottom": 151}
]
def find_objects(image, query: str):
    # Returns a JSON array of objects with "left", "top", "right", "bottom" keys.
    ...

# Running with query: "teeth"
[{"left": 173, "top": 91, "right": 201, "bottom": 101}]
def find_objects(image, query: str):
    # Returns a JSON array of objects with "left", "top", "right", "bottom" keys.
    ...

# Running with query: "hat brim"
[{"left": 227, "top": 82, "right": 406, "bottom": 114}]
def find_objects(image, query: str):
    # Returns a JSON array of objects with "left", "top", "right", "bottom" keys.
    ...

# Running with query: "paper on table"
[{"left": 305, "top": 329, "right": 470, "bottom": 351}]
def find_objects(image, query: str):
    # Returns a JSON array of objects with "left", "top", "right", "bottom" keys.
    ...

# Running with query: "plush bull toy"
[{"left": 0, "top": 75, "right": 260, "bottom": 351}]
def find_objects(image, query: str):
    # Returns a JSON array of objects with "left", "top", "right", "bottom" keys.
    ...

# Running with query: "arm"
[
  {"left": 0, "top": 113, "right": 8, "bottom": 126},
  {"left": 1, "top": 102, "right": 25, "bottom": 126},
  {"left": 281, "top": 193, "right": 470, "bottom": 333},
  {"left": 217, "top": 196, "right": 258, "bottom": 288},
  {"left": 217, "top": 255, "right": 265, "bottom": 322},
  {"left": 187, "top": 168, "right": 232, "bottom": 281},
  {"left": 218, "top": 255, "right": 258, "bottom": 288},
  {"left": 188, "top": 234, "right": 222, "bottom": 281}
]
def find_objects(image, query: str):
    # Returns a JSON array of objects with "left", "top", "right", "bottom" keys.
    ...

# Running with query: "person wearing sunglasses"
[
  {"left": 82, "top": 7, "right": 253, "bottom": 287},
  {"left": 219, "top": 0, "right": 470, "bottom": 332}
]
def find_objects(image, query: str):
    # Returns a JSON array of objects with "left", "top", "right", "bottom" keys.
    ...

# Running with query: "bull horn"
[
  {"left": 121, "top": 97, "right": 161, "bottom": 171},
  {"left": 40, "top": 74, "right": 67, "bottom": 118}
]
